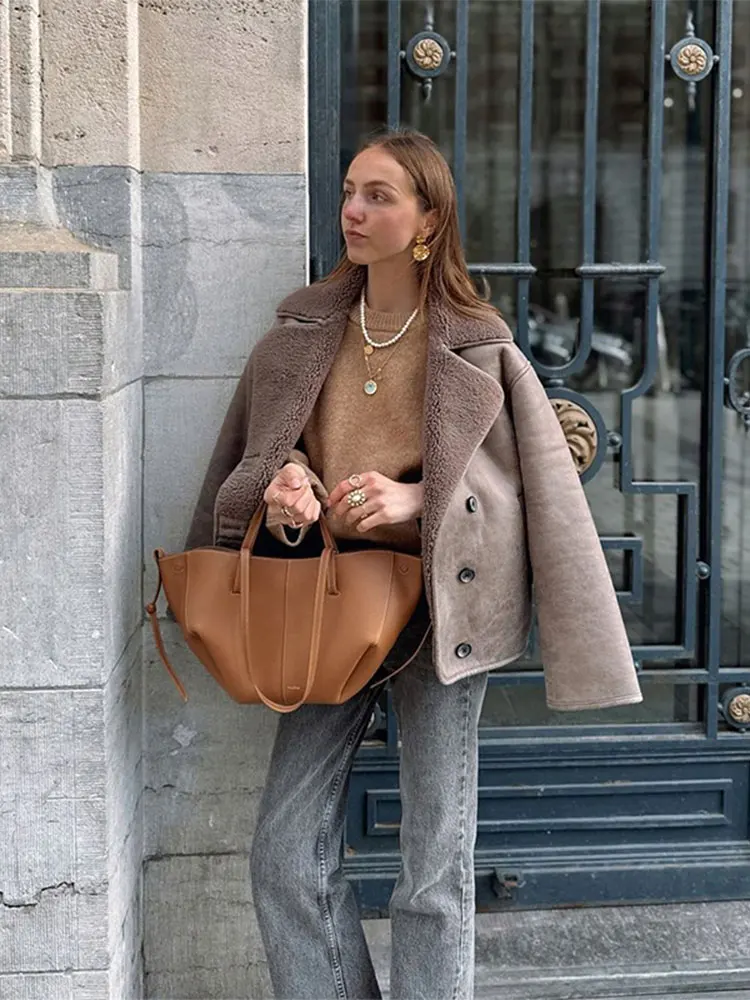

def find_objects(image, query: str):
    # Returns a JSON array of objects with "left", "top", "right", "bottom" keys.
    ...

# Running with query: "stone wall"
[{"left": 0, "top": 2, "right": 307, "bottom": 997}]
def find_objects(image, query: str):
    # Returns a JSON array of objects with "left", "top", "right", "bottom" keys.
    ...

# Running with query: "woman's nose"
[{"left": 342, "top": 197, "right": 364, "bottom": 221}]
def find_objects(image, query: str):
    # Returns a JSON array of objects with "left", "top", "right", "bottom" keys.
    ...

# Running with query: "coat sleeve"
[
  {"left": 185, "top": 357, "right": 254, "bottom": 550},
  {"left": 510, "top": 366, "right": 643, "bottom": 711}
]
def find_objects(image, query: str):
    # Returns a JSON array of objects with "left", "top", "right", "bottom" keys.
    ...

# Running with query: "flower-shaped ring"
[{"left": 346, "top": 488, "right": 367, "bottom": 508}]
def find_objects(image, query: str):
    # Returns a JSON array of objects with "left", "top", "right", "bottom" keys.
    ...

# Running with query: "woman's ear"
[{"left": 422, "top": 208, "right": 439, "bottom": 240}]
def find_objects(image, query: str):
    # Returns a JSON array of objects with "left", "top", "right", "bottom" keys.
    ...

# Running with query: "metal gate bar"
[
  {"left": 617, "top": 0, "right": 700, "bottom": 668},
  {"left": 454, "top": 0, "right": 469, "bottom": 239},
  {"left": 703, "top": 0, "right": 734, "bottom": 739}
]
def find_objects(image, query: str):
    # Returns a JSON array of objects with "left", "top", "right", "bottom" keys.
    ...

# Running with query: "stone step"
[
  {"left": 579, "top": 995, "right": 750, "bottom": 999},
  {"left": 0, "top": 224, "right": 119, "bottom": 289},
  {"left": 363, "top": 910, "right": 750, "bottom": 1000},
  {"left": 473, "top": 983, "right": 750, "bottom": 999}
]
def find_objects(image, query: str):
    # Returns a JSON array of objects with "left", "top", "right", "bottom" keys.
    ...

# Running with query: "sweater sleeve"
[
  {"left": 265, "top": 447, "right": 329, "bottom": 547},
  {"left": 185, "top": 356, "right": 253, "bottom": 550}
]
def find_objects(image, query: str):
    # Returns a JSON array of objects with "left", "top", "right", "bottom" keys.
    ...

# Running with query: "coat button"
[
  {"left": 458, "top": 568, "right": 475, "bottom": 583},
  {"left": 466, "top": 496, "right": 478, "bottom": 513},
  {"left": 455, "top": 642, "right": 472, "bottom": 659}
]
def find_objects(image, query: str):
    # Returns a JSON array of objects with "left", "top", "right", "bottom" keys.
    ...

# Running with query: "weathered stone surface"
[
  {"left": 0, "top": 240, "right": 118, "bottom": 289},
  {"left": 146, "top": 966, "right": 271, "bottom": 1000},
  {"left": 0, "top": 400, "right": 105, "bottom": 687},
  {"left": 105, "top": 635, "right": 143, "bottom": 1000},
  {"left": 144, "top": 621, "right": 277, "bottom": 856},
  {"left": 0, "top": 384, "right": 141, "bottom": 690},
  {"left": 103, "top": 383, "right": 143, "bottom": 675},
  {"left": 52, "top": 167, "right": 140, "bottom": 292},
  {"left": 0, "top": 689, "right": 108, "bottom": 970},
  {"left": 142, "top": 172, "right": 306, "bottom": 377},
  {"left": 0, "top": 168, "right": 41, "bottom": 224},
  {"left": 143, "top": 854, "right": 271, "bottom": 1000},
  {"left": 0, "top": 288, "right": 138, "bottom": 398},
  {"left": 365, "top": 907, "right": 750, "bottom": 999},
  {"left": 139, "top": 0, "right": 305, "bottom": 174},
  {"left": 0, "top": 971, "right": 110, "bottom": 1000},
  {"left": 0, "top": 291, "right": 104, "bottom": 396},
  {"left": 39, "top": 0, "right": 134, "bottom": 167},
  {"left": 143, "top": 376, "right": 238, "bottom": 580}
]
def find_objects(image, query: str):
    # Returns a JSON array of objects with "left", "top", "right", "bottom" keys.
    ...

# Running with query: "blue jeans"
[{"left": 249, "top": 601, "right": 488, "bottom": 999}]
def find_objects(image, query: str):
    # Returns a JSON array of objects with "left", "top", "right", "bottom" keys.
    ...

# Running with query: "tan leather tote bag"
[{"left": 146, "top": 503, "right": 427, "bottom": 711}]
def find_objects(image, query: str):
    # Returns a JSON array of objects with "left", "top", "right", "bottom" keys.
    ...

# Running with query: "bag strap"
[
  {"left": 240, "top": 543, "right": 332, "bottom": 713},
  {"left": 368, "top": 622, "right": 433, "bottom": 689},
  {"left": 145, "top": 554, "right": 189, "bottom": 702}
]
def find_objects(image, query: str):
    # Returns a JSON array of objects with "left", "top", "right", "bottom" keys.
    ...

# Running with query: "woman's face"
[{"left": 341, "top": 148, "right": 431, "bottom": 266}]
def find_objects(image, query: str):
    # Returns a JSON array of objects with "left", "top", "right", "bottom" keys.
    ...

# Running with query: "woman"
[{"left": 186, "top": 129, "right": 642, "bottom": 999}]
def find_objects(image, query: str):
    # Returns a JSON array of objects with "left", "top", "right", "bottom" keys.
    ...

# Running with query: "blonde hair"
[{"left": 323, "top": 128, "right": 498, "bottom": 322}]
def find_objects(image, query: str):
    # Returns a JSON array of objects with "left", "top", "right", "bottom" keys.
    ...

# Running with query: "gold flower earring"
[{"left": 412, "top": 234, "right": 431, "bottom": 262}]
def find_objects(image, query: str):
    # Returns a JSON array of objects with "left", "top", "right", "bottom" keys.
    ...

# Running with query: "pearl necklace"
[
  {"left": 359, "top": 289, "right": 420, "bottom": 395},
  {"left": 359, "top": 288, "right": 419, "bottom": 349}
]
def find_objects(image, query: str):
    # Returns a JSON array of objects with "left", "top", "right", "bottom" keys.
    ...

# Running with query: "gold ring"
[
  {"left": 280, "top": 504, "right": 300, "bottom": 528},
  {"left": 346, "top": 488, "right": 367, "bottom": 508},
  {"left": 348, "top": 473, "right": 363, "bottom": 488}
]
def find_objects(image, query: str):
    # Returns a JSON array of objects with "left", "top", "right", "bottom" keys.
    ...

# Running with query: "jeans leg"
[
  {"left": 388, "top": 656, "right": 488, "bottom": 1000},
  {"left": 250, "top": 683, "right": 383, "bottom": 1000}
]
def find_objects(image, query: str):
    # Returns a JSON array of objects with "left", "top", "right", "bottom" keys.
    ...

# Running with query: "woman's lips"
[{"left": 346, "top": 231, "right": 367, "bottom": 241}]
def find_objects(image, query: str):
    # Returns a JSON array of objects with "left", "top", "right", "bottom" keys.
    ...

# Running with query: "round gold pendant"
[
  {"left": 364, "top": 380, "right": 378, "bottom": 395},
  {"left": 364, "top": 344, "right": 374, "bottom": 356}
]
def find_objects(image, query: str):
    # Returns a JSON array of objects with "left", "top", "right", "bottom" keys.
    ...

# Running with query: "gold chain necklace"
[
  {"left": 360, "top": 292, "right": 420, "bottom": 395},
  {"left": 362, "top": 339, "right": 405, "bottom": 396}
]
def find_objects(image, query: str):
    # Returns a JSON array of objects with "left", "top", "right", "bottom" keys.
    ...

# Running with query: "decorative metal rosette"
[
  {"left": 725, "top": 348, "right": 750, "bottom": 422},
  {"left": 405, "top": 30, "right": 451, "bottom": 80},
  {"left": 720, "top": 687, "right": 750, "bottom": 732},
  {"left": 669, "top": 35, "right": 715, "bottom": 82},
  {"left": 545, "top": 388, "right": 607, "bottom": 485}
]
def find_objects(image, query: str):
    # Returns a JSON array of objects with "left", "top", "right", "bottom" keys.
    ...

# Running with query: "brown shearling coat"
[{"left": 186, "top": 269, "right": 642, "bottom": 711}]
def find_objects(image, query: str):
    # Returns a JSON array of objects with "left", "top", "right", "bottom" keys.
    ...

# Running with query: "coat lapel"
[
  {"left": 419, "top": 299, "right": 506, "bottom": 589},
  {"left": 249, "top": 310, "right": 348, "bottom": 470}
]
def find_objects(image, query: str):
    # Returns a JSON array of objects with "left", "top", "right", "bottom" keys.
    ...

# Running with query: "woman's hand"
[
  {"left": 263, "top": 463, "right": 322, "bottom": 528},
  {"left": 325, "top": 472, "right": 423, "bottom": 534}
]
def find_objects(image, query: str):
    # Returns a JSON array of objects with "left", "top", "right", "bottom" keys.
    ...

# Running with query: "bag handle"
[
  {"left": 240, "top": 542, "right": 332, "bottom": 713},
  {"left": 241, "top": 500, "right": 339, "bottom": 553},
  {"left": 237, "top": 502, "right": 340, "bottom": 596},
  {"left": 145, "top": 552, "right": 189, "bottom": 702}
]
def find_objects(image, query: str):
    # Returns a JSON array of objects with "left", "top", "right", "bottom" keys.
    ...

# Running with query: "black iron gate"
[{"left": 309, "top": 0, "right": 750, "bottom": 913}]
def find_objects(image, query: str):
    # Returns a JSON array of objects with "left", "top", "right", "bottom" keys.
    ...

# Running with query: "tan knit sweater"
[{"left": 266, "top": 302, "right": 427, "bottom": 553}]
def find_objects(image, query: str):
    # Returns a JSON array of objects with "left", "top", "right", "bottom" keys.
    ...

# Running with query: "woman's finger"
[
  {"left": 300, "top": 495, "right": 319, "bottom": 524},
  {"left": 263, "top": 482, "right": 283, "bottom": 504},
  {"left": 326, "top": 481, "right": 349, "bottom": 510},
  {"left": 355, "top": 510, "right": 382, "bottom": 533}
]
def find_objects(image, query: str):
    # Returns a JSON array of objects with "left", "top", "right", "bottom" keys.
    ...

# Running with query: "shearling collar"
[{"left": 276, "top": 266, "right": 513, "bottom": 351}]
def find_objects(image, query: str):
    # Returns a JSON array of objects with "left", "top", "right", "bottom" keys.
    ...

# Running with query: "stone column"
[
  {"left": 0, "top": 2, "right": 144, "bottom": 997},
  {"left": 138, "top": 2, "right": 306, "bottom": 996}
]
